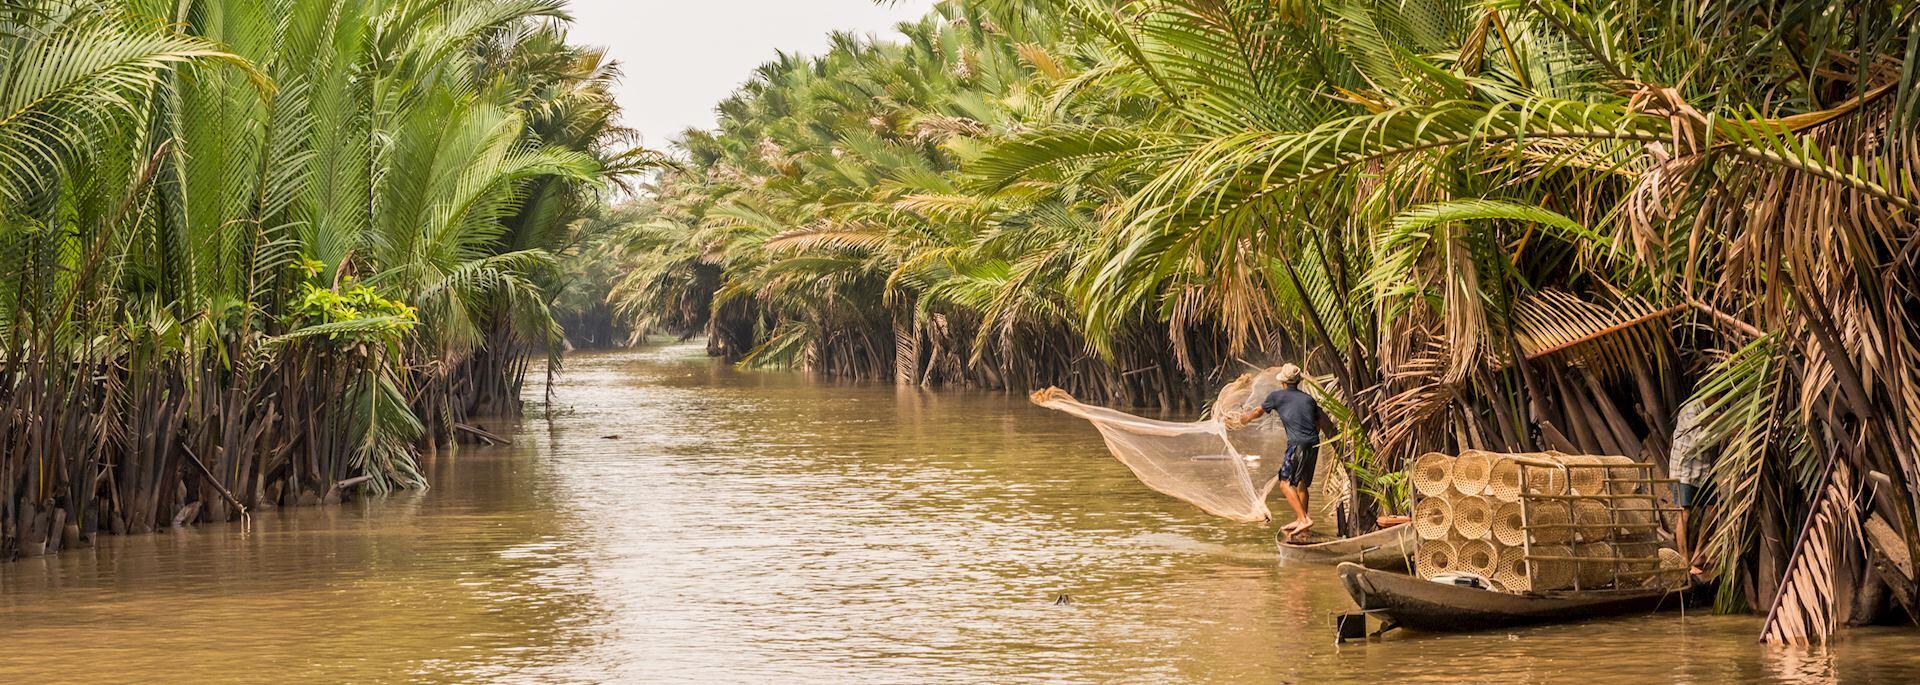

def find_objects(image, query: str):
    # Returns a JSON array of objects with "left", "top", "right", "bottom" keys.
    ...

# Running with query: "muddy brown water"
[{"left": 1, "top": 344, "right": 1914, "bottom": 683}]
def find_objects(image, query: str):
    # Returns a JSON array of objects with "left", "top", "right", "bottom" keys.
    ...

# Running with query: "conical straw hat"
[
  {"left": 1454, "top": 539, "right": 1499, "bottom": 578},
  {"left": 1488, "top": 458, "right": 1523, "bottom": 503},
  {"left": 1493, "top": 546, "right": 1531, "bottom": 592},
  {"left": 1412, "top": 452, "right": 1455, "bottom": 497},
  {"left": 1416, "top": 540, "right": 1457, "bottom": 579},
  {"left": 1528, "top": 544, "right": 1577, "bottom": 590},
  {"left": 1452, "top": 450, "right": 1493, "bottom": 496},
  {"left": 1560, "top": 455, "right": 1607, "bottom": 495},
  {"left": 1526, "top": 502, "right": 1575, "bottom": 545},
  {"left": 1576, "top": 542, "right": 1615, "bottom": 588},
  {"left": 1414, "top": 496, "right": 1453, "bottom": 540},
  {"left": 1452, "top": 495, "right": 1494, "bottom": 540},
  {"left": 1492, "top": 502, "right": 1529, "bottom": 546}
]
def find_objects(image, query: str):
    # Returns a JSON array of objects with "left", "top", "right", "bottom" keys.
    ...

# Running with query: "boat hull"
[
  {"left": 1275, "top": 524, "right": 1415, "bottom": 570},
  {"left": 1337, "top": 562, "right": 1680, "bottom": 633}
]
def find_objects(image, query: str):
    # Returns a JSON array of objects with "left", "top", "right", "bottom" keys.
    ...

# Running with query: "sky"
[{"left": 567, "top": 0, "right": 939, "bottom": 151}]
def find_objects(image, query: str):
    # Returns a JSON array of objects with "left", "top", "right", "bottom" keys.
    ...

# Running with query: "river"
[{"left": 0, "top": 344, "right": 1913, "bottom": 683}]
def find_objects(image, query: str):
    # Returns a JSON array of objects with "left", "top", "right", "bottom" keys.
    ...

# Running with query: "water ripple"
[{"left": 0, "top": 344, "right": 1907, "bottom": 683}]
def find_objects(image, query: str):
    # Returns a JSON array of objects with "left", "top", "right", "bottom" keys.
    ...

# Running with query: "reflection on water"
[{"left": 0, "top": 344, "right": 1914, "bottom": 683}]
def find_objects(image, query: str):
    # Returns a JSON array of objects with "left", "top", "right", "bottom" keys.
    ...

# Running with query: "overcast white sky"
[{"left": 567, "top": 1, "right": 938, "bottom": 151}]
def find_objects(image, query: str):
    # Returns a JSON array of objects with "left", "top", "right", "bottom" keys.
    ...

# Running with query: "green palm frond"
[
  {"left": 968, "top": 126, "right": 1148, "bottom": 191},
  {"left": 0, "top": 4, "right": 264, "bottom": 204}
]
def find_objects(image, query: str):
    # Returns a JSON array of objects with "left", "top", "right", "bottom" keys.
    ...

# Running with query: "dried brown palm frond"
[
  {"left": 1013, "top": 42, "right": 1068, "bottom": 80},
  {"left": 1371, "top": 339, "right": 1458, "bottom": 460},
  {"left": 911, "top": 114, "right": 990, "bottom": 144},
  {"left": 1761, "top": 461, "right": 1862, "bottom": 645},
  {"left": 1164, "top": 244, "right": 1279, "bottom": 371},
  {"left": 1511, "top": 290, "right": 1680, "bottom": 377}
]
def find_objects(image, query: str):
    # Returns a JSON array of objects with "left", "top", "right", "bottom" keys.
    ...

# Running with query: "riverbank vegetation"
[
  {"left": 0, "top": 0, "right": 634, "bottom": 558},
  {"left": 590, "top": 0, "right": 1920, "bottom": 641}
]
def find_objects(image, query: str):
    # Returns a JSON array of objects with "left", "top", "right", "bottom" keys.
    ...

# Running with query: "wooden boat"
[
  {"left": 1275, "top": 524, "right": 1415, "bottom": 570},
  {"left": 1337, "top": 562, "right": 1682, "bottom": 633}
]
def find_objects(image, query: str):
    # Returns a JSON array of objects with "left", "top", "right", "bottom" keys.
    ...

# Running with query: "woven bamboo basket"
[
  {"left": 1412, "top": 452, "right": 1455, "bottom": 497},
  {"left": 1452, "top": 450, "right": 1493, "bottom": 496},
  {"left": 1493, "top": 546, "right": 1530, "bottom": 591},
  {"left": 1527, "top": 465, "right": 1571, "bottom": 496},
  {"left": 1454, "top": 539, "right": 1499, "bottom": 578},
  {"left": 1598, "top": 455, "right": 1642, "bottom": 491},
  {"left": 1614, "top": 541, "right": 1662, "bottom": 576},
  {"left": 1572, "top": 497, "right": 1611, "bottom": 543},
  {"left": 1414, "top": 496, "right": 1454, "bottom": 540},
  {"left": 1613, "top": 492, "right": 1658, "bottom": 535},
  {"left": 1452, "top": 494, "right": 1493, "bottom": 540},
  {"left": 1488, "top": 458, "right": 1523, "bottom": 503},
  {"left": 1576, "top": 542, "right": 1615, "bottom": 587},
  {"left": 1560, "top": 455, "right": 1607, "bottom": 495},
  {"left": 1528, "top": 544, "right": 1578, "bottom": 590},
  {"left": 1645, "top": 547, "right": 1688, "bottom": 588},
  {"left": 1512, "top": 451, "right": 1561, "bottom": 460},
  {"left": 1416, "top": 539, "right": 1457, "bottom": 579},
  {"left": 1526, "top": 501, "right": 1575, "bottom": 545},
  {"left": 1489, "top": 453, "right": 1570, "bottom": 502},
  {"left": 1492, "top": 502, "right": 1528, "bottom": 546}
]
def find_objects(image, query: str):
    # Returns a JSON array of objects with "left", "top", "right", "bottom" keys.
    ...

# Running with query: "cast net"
[
  {"left": 1212, "top": 370, "right": 1293, "bottom": 462},
  {"left": 1031, "top": 377, "right": 1279, "bottom": 523}
]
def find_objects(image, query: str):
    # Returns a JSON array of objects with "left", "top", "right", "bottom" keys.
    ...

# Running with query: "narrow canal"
[{"left": 0, "top": 344, "right": 1912, "bottom": 682}]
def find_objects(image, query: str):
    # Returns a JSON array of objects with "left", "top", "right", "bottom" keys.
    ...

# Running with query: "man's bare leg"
[
  {"left": 1279, "top": 482, "right": 1314, "bottom": 539},
  {"left": 1679, "top": 509, "right": 1706, "bottom": 577},
  {"left": 1277, "top": 484, "right": 1302, "bottom": 533}
]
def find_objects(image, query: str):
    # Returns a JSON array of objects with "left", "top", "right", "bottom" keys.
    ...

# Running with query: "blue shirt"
[{"left": 1260, "top": 387, "right": 1324, "bottom": 444}]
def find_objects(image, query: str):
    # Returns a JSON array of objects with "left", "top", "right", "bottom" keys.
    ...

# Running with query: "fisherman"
[
  {"left": 1227, "top": 363, "right": 1326, "bottom": 540},
  {"left": 1668, "top": 398, "right": 1713, "bottom": 577}
]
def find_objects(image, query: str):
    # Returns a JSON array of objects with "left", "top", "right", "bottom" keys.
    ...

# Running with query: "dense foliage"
[
  {"left": 0, "top": 0, "right": 632, "bottom": 556},
  {"left": 596, "top": 0, "right": 1920, "bottom": 640}
]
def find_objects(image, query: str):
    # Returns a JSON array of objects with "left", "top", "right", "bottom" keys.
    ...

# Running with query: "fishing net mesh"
[{"left": 1030, "top": 378, "right": 1280, "bottom": 524}]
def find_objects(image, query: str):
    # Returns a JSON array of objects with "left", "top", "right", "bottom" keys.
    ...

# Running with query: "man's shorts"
[
  {"left": 1674, "top": 482, "right": 1709, "bottom": 508},
  {"left": 1280, "top": 441, "right": 1319, "bottom": 487}
]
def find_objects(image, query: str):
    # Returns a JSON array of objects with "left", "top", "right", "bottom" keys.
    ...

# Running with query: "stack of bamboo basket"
[{"left": 1411, "top": 450, "right": 1687, "bottom": 592}]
